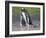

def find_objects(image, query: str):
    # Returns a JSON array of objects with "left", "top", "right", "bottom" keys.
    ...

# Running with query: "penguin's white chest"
[{"left": 22, "top": 12, "right": 26, "bottom": 22}]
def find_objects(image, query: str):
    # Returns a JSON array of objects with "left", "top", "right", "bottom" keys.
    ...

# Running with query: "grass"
[{"left": 12, "top": 7, "right": 40, "bottom": 16}]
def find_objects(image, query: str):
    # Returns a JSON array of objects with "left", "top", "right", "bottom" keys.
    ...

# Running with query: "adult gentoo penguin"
[{"left": 20, "top": 8, "right": 32, "bottom": 26}]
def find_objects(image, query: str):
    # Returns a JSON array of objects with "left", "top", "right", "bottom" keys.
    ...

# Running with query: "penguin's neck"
[
  {"left": 22, "top": 12, "right": 25, "bottom": 16},
  {"left": 22, "top": 12, "right": 26, "bottom": 22}
]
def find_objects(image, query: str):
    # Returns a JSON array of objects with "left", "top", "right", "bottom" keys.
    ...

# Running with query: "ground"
[{"left": 12, "top": 20, "right": 40, "bottom": 31}]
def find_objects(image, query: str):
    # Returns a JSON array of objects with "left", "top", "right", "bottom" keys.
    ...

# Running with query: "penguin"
[{"left": 20, "top": 8, "right": 32, "bottom": 26}]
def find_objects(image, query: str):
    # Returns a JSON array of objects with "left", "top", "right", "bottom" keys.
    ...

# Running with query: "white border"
[{"left": 9, "top": 3, "right": 43, "bottom": 35}]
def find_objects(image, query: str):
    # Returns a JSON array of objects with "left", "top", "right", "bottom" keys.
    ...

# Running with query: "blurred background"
[{"left": 12, "top": 7, "right": 40, "bottom": 31}]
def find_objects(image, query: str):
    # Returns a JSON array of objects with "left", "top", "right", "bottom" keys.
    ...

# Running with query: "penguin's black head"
[{"left": 21, "top": 8, "right": 27, "bottom": 12}]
